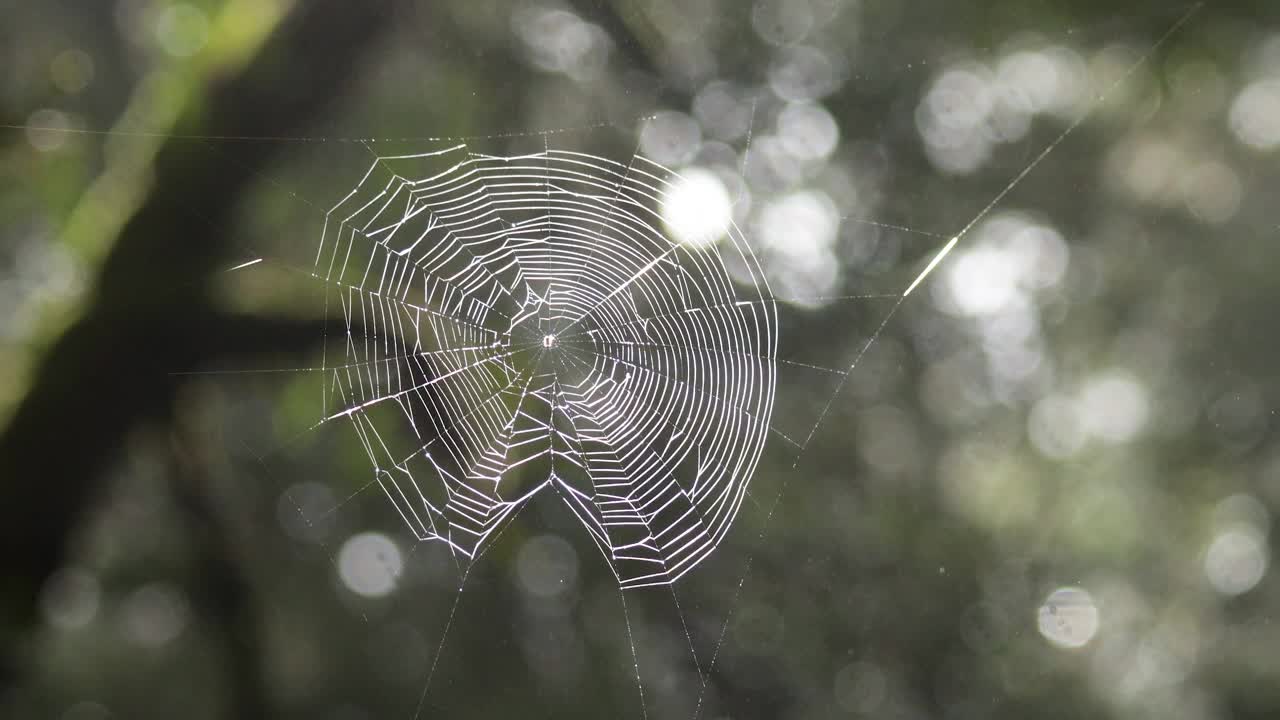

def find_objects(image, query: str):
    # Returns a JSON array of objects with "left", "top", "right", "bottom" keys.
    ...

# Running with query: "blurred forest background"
[{"left": 3, "top": 0, "right": 1280, "bottom": 718}]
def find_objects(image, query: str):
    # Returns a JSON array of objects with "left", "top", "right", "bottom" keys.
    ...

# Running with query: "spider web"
[
  {"left": 0, "top": 2, "right": 1213, "bottom": 718},
  {"left": 314, "top": 145, "right": 777, "bottom": 589}
]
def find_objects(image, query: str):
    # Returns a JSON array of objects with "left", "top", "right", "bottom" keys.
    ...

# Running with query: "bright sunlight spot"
[{"left": 661, "top": 166, "right": 733, "bottom": 248}]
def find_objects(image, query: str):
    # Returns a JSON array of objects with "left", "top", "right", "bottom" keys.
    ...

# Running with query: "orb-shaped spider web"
[{"left": 314, "top": 146, "right": 776, "bottom": 589}]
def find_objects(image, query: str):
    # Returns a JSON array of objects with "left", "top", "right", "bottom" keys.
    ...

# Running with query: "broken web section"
[{"left": 313, "top": 144, "right": 778, "bottom": 589}]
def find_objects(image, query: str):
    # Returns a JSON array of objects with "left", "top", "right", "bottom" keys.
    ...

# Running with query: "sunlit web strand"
[{"left": 0, "top": 114, "right": 657, "bottom": 145}]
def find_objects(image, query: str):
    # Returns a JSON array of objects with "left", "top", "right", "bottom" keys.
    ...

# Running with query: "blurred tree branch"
[{"left": 0, "top": 0, "right": 402, "bottom": 694}]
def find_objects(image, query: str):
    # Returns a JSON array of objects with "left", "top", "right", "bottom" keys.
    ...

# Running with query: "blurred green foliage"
[{"left": 2, "top": 1, "right": 1280, "bottom": 719}]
